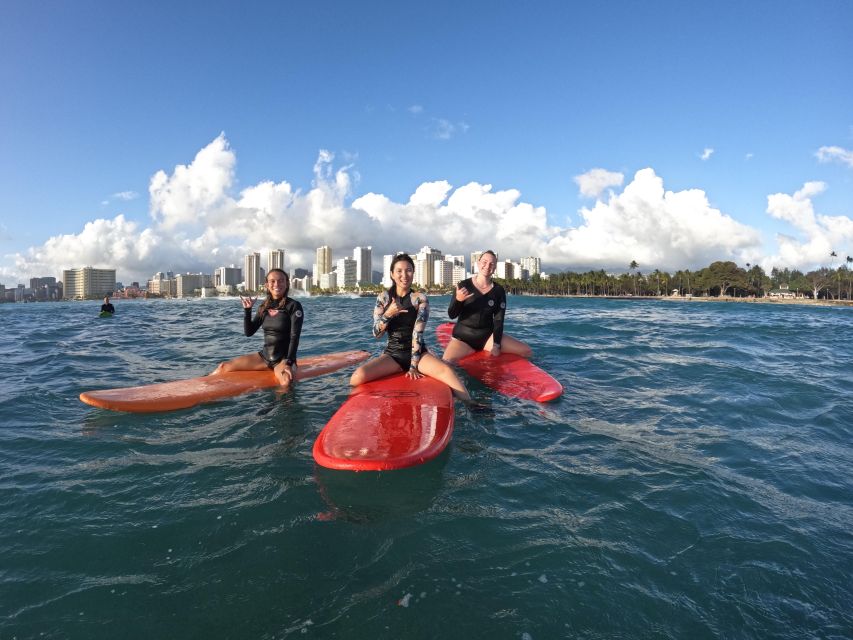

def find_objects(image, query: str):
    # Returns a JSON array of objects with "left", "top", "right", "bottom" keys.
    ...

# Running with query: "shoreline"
[{"left": 519, "top": 293, "right": 853, "bottom": 308}]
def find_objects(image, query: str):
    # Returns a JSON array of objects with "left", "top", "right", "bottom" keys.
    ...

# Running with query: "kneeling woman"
[
  {"left": 442, "top": 250, "right": 532, "bottom": 364},
  {"left": 350, "top": 253, "right": 471, "bottom": 401},
  {"left": 212, "top": 268, "right": 303, "bottom": 388}
]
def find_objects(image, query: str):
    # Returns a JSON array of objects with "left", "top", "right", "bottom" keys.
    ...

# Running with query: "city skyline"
[{"left": 1, "top": 3, "right": 851, "bottom": 285}]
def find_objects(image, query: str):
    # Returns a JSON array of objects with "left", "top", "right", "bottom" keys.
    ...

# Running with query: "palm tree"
[
  {"left": 831, "top": 251, "right": 839, "bottom": 299},
  {"left": 847, "top": 255, "right": 852, "bottom": 300},
  {"left": 629, "top": 260, "right": 639, "bottom": 295}
]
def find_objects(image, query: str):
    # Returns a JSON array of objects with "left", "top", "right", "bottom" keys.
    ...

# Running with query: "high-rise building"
[
  {"left": 496, "top": 260, "right": 515, "bottom": 280},
  {"left": 353, "top": 246, "right": 372, "bottom": 285},
  {"left": 319, "top": 271, "right": 337, "bottom": 291},
  {"left": 268, "top": 249, "right": 285, "bottom": 272},
  {"left": 415, "top": 246, "right": 442, "bottom": 288},
  {"left": 215, "top": 266, "right": 242, "bottom": 287},
  {"left": 381, "top": 254, "right": 395, "bottom": 288},
  {"left": 336, "top": 257, "right": 358, "bottom": 289},
  {"left": 315, "top": 246, "right": 332, "bottom": 286},
  {"left": 62, "top": 267, "right": 116, "bottom": 299},
  {"left": 452, "top": 263, "right": 466, "bottom": 286},
  {"left": 244, "top": 252, "right": 262, "bottom": 291},
  {"left": 176, "top": 273, "right": 213, "bottom": 298},
  {"left": 470, "top": 251, "right": 484, "bottom": 273},
  {"left": 520, "top": 257, "right": 541, "bottom": 279},
  {"left": 434, "top": 259, "right": 454, "bottom": 287}
]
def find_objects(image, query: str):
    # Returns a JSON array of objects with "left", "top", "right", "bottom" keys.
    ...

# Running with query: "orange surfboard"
[
  {"left": 436, "top": 322, "right": 562, "bottom": 402},
  {"left": 313, "top": 373, "right": 454, "bottom": 471},
  {"left": 80, "top": 350, "right": 369, "bottom": 413}
]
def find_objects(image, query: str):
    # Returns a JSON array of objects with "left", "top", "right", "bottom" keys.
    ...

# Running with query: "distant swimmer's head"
[
  {"left": 265, "top": 268, "right": 290, "bottom": 299},
  {"left": 103, "top": 295, "right": 111, "bottom": 303}
]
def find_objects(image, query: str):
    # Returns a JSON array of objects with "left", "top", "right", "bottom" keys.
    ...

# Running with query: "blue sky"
[{"left": 1, "top": 0, "right": 852, "bottom": 284}]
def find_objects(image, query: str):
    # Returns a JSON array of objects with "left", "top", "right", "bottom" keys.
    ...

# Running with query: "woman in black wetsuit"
[
  {"left": 211, "top": 268, "right": 303, "bottom": 387},
  {"left": 350, "top": 253, "right": 471, "bottom": 401},
  {"left": 442, "top": 250, "right": 532, "bottom": 364}
]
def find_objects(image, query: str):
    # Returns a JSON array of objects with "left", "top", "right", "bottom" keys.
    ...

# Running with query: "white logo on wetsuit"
[
  {"left": 500, "top": 302, "right": 506, "bottom": 309},
  {"left": 488, "top": 300, "right": 495, "bottom": 307},
  {"left": 295, "top": 310, "right": 303, "bottom": 318}
]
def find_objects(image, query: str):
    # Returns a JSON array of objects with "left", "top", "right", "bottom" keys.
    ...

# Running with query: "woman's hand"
[
  {"left": 405, "top": 367, "right": 423, "bottom": 380},
  {"left": 455, "top": 285, "right": 474, "bottom": 302},
  {"left": 384, "top": 297, "right": 408, "bottom": 319},
  {"left": 489, "top": 343, "right": 502, "bottom": 357},
  {"left": 240, "top": 295, "right": 258, "bottom": 309},
  {"left": 274, "top": 363, "right": 294, "bottom": 386}
]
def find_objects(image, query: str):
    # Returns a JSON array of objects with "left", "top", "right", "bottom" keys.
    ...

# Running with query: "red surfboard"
[
  {"left": 313, "top": 373, "right": 454, "bottom": 471},
  {"left": 436, "top": 322, "right": 562, "bottom": 402},
  {"left": 80, "top": 350, "right": 370, "bottom": 413}
]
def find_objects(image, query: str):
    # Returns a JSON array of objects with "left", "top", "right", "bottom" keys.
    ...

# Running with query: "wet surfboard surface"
[
  {"left": 313, "top": 373, "right": 454, "bottom": 471},
  {"left": 436, "top": 322, "right": 562, "bottom": 402},
  {"left": 79, "top": 350, "right": 370, "bottom": 413}
]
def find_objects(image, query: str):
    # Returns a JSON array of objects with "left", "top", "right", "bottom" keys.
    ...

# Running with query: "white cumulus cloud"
[
  {"left": 764, "top": 181, "right": 853, "bottom": 270},
  {"left": 8, "top": 135, "right": 849, "bottom": 285},
  {"left": 815, "top": 145, "right": 853, "bottom": 169},
  {"left": 574, "top": 168, "right": 624, "bottom": 198},
  {"left": 700, "top": 148, "right": 714, "bottom": 161},
  {"left": 545, "top": 168, "right": 760, "bottom": 272}
]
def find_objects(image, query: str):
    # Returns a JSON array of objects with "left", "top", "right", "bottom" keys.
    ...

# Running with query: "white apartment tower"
[
  {"left": 336, "top": 257, "right": 358, "bottom": 289},
  {"left": 382, "top": 254, "right": 394, "bottom": 288},
  {"left": 268, "top": 249, "right": 285, "bottom": 273},
  {"left": 415, "top": 246, "right": 443, "bottom": 288},
  {"left": 353, "top": 246, "right": 372, "bottom": 286},
  {"left": 314, "top": 246, "right": 332, "bottom": 286},
  {"left": 496, "top": 260, "right": 515, "bottom": 280},
  {"left": 434, "top": 259, "right": 454, "bottom": 287},
  {"left": 244, "top": 252, "right": 262, "bottom": 292},
  {"left": 520, "top": 257, "right": 541, "bottom": 279}
]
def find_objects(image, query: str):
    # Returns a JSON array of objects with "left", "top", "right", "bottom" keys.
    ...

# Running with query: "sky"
[{"left": 1, "top": 0, "right": 852, "bottom": 285}]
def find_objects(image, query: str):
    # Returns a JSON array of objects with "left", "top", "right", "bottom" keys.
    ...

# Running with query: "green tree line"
[{"left": 496, "top": 257, "right": 853, "bottom": 300}]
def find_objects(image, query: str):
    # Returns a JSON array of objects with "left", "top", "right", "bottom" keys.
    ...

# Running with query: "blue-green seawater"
[{"left": 1, "top": 297, "right": 851, "bottom": 639}]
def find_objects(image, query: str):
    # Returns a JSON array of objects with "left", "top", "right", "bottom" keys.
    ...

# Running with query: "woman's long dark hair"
[
  {"left": 258, "top": 268, "right": 290, "bottom": 314},
  {"left": 387, "top": 253, "right": 415, "bottom": 301}
]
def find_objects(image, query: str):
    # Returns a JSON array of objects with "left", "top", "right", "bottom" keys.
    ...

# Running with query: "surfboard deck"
[
  {"left": 313, "top": 373, "right": 454, "bottom": 471},
  {"left": 436, "top": 322, "right": 562, "bottom": 402},
  {"left": 98, "top": 311, "right": 114, "bottom": 318},
  {"left": 79, "top": 350, "right": 370, "bottom": 413}
]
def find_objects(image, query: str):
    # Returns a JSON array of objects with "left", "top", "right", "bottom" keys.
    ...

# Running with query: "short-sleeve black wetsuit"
[
  {"left": 245, "top": 297, "right": 304, "bottom": 368},
  {"left": 448, "top": 278, "right": 506, "bottom": 351},
  {"left": 373, "top": 288, "right": 429, "bottom": 371}
]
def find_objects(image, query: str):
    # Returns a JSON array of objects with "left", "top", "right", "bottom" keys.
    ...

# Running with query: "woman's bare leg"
[
  {"left": 441, "top": 337, "right": 476, "bottom": 364},
  {"left": 349, "top": 354, "right": 403, "bottom": 387},
  {"left": 417, "top": 352, "right": 471, "bottom": 402},
  {"left": 210, "top": 352, "right": 268, "bottom": 376},
  {"left": 484, "top": 333, "right": 532, "bottom": 358}
]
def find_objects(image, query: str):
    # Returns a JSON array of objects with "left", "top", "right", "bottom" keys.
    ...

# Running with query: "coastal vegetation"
[{"left": 322, "top": 256, "right": 853, "bottom": 301}]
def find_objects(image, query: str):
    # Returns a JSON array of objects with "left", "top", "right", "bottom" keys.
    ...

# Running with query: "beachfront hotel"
[
  {"left": 353, "top": 246, "right": 372, "bottom": 286},
  {"left": 62, "top": 267, "right": 116, "bottom": 299},
  {"left": 268, "top": 249, "right": 285, "bottom": 272},
  {"left": 244, "top": 252, "right": 262, "bottom": 292},
  {"left": 314, "top": 246, "right": 332, "bottom": 286}
]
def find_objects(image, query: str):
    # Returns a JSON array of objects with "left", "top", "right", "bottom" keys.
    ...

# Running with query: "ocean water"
[{"left": 1, "top": 296, "right": 851, "bottom": 640}]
